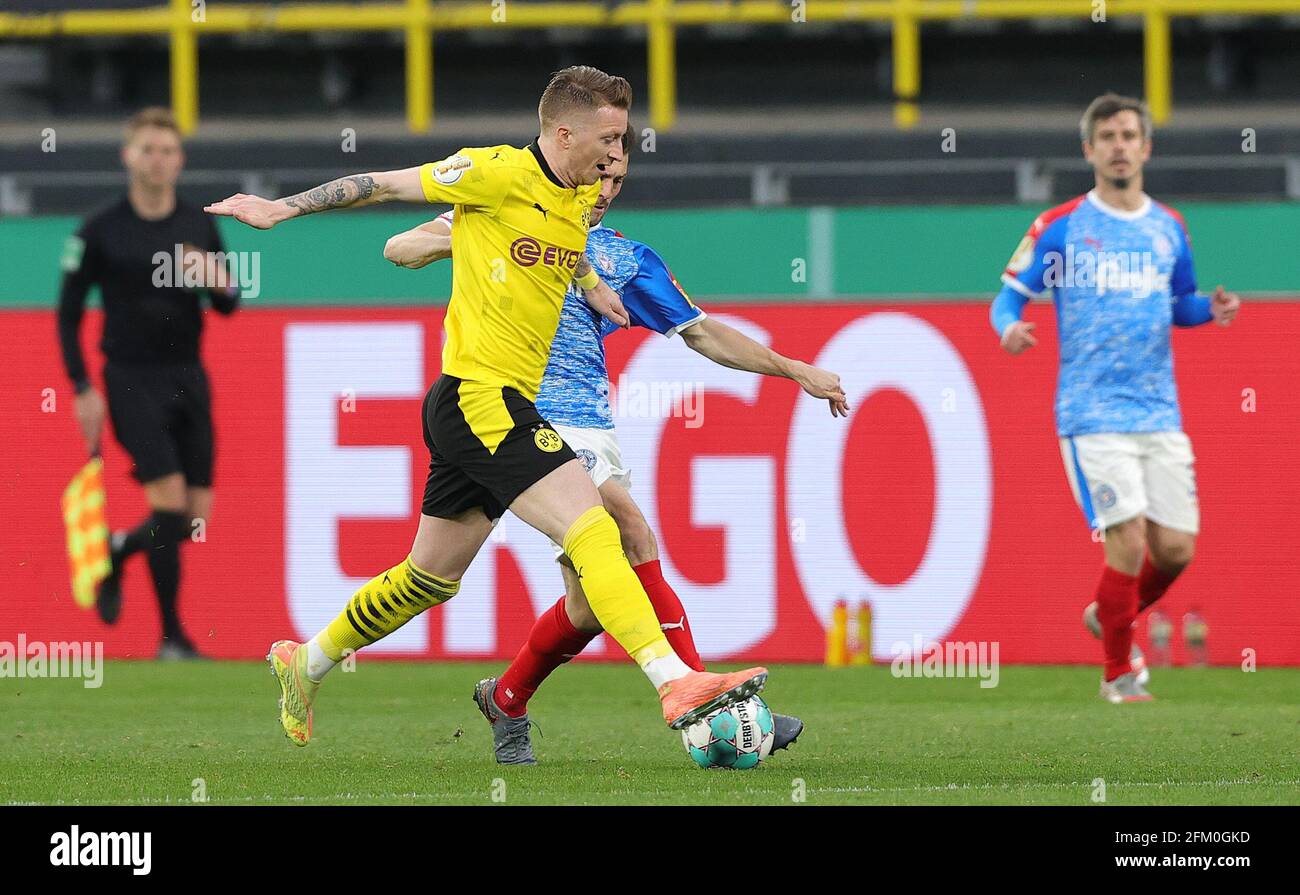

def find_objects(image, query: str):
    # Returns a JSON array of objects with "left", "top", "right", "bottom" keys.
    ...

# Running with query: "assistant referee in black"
[{"left": 57, "top": 107, "right": 240, "bottom": 659}]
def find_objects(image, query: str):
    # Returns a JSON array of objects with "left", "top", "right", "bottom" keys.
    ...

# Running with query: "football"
[{"left": 681, "top": 696, "right": 775, "bottom": 769}]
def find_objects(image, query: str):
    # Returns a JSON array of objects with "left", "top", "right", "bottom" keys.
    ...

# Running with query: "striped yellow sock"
[
  {"left": 563, "top": 506, "right": 672, "bottom": 667},
  {"left": 318, "top": 557, "right": 459, "bottom": 660}
]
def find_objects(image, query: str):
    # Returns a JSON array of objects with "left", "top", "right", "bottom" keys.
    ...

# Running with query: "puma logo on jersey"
[
  {"left": 661, "top": 616, "right": 687, "bottom": 631},
  {"left": 531, "top": 202, "right": 549, "bottom": 220}
]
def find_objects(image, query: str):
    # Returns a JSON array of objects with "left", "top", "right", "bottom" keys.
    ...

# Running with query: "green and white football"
[{"left": 681, "top": 695, "right": 775, "bottom": 769}]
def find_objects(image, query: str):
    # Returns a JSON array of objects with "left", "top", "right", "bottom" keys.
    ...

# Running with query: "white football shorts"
[
  {"left": 550, "top": 424, "right": 632, "bottom": 558},
  {"left": 1059, "top": 430, "right": 1200, "bottom": 534}
]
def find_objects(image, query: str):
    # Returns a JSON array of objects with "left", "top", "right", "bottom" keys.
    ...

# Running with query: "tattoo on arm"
[
  {"left": 574, "top": 256, "right": 592, "bottom": 277},
  {"left": 282, "top": 175, "right": 377, "bottom": 216}
]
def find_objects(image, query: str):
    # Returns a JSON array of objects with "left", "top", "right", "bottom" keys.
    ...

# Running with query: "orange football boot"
[{"left": 659, "top": 667, "right": 768, "bottom": 729}]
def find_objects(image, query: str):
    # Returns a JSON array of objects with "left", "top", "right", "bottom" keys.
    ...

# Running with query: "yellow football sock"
[
  {"left": 562, "top": 506, "right": 672, "bottom": 666},
  {"left": 318, "top": 556, "right": 459, "bottom": 660}
]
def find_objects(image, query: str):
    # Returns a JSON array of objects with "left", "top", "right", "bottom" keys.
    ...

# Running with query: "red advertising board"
[{"left": 3, "top": 303, "right": 1297, "bottom": 665}]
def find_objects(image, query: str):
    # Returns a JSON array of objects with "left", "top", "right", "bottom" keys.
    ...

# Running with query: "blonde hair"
[
  {"left": 538, "top": 66, "right": 632, "bottom": 129},
  {"left": 124, "top": 106, "right": 180, "bottom": 145}
]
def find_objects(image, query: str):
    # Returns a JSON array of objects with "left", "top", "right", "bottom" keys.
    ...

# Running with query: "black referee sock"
[
  {"left": 117, "top": 519, "right": 151, "bottom": 559},
  {"left": 112, "top": 509, "right": 191, "bottom": 638},
  {"left": 148, "top": 542, "right": 184, "bottom": 641},
  {"left": 141, "top": 510, "right": 191, "bottom": 642},
  {"left": 119, "top": 509, "right": 189, "bottom": 560}
]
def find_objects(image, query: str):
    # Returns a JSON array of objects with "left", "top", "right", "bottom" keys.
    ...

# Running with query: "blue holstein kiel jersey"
[
  {"left": 990, "top": 190, "right": 1215, "bottom": 436},
  {"left": 538, "top": 224, "right": 706, "bottom": 429},
  {"left": 436, "top": 213, "right": 705, "bottom": 428}
]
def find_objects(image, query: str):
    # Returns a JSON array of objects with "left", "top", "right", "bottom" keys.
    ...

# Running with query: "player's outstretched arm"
[
  {"left": 681, "top": 317, "right": 849, "bottom": 417},
  {"left": 384, "top": 217, "right": 453, "bottom": 269},
  {"left": 205, "top": 167, "right": 425, "bottom": 229}
]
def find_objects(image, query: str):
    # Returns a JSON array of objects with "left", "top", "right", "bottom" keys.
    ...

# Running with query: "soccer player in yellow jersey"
[{"left": 205, "top": 66, "right": 767, "bottom": 746}]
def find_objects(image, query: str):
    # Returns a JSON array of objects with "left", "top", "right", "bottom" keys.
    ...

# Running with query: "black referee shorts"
[
  {"left": 421, "top": 374, "right": 576, "bottom": 521},
  {"left": 103, "top": 362, "right": 215, "bottom": 487}
]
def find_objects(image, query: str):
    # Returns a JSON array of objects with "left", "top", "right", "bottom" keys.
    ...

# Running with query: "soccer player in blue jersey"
[
  {"left": 991, "top": 94, "right": 1241, "bottom": 703},
  {"left": 385, "top": 126, "right": 849, "bottom": 763}
]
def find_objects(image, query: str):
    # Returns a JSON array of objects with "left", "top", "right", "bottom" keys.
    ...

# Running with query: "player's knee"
[
  {"left": 1107, "top": 518, "right": 1146, "bottom": 562},
  {"left": 1154, "top": 537, "right": 1195, "bottom": 571},
  {"left": 620, "top": 517, "right": 658, "bottom": 566},
  {"left": 402, "top": 557, "right": 460, "bottom": 608},
  {"left": 407, "top": 548, "right": 467, "bottom": 586},
  {"left": 145, "top": 473, "right": 188, "bottom": 512},
  {"left": 602, "top": 488, "right": 657, "bottom": 563}
]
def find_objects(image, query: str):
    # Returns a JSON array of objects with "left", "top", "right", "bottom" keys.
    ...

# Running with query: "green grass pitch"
[{"left": 4, "top": 662, "right": 1297, "bottom": 805}]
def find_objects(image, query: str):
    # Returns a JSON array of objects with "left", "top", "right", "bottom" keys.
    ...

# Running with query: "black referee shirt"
[{"left": 57, "top": 196, "right": 240, "bottom": 392}]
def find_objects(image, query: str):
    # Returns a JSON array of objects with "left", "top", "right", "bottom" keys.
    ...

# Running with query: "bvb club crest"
[{"left": 534, "top": 427, "right": 564, "bottom": 453}]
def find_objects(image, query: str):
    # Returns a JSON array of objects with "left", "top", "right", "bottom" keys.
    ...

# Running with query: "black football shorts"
[
  {"left": 103, "top": 361, "right": 214, "bottom": 486},
  {"left": 421, "top": 374, "right": 576, "bottom": 521}
]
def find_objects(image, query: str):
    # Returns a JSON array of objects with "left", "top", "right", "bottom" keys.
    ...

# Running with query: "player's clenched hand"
[
  {"left": 74, "top": 387, "right": 106, "bottom": 451},
  {"left": 1001, "top": 320, "right": 1037, "bottom": 355},
  {"left": 1211, "top": 285, "right": 1241, "bottom": 327},
  {"left": 581, "top": 278, "right": 630, "bottom": 328},
  {"left": 795, "top": 364, "right": 850, "bottom": 417},
  {"left": 204, "top": 194, "right": 291, "bottom": 230}
]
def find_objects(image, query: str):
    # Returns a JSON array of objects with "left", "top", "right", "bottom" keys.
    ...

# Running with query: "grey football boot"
[
  {"left": 472, "top": 677, "right": 537, "bottom": 766},
  {"left": 1099, "top": 670, "right": 1153, "bottom": 704},
  {"left": 771, "top": 713, "right": 804, "bottom": 753}
]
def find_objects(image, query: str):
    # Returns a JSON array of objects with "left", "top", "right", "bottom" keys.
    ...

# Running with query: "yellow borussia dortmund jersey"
[{"left": 419, "top": 142, "right": 599, "bottom": 402}]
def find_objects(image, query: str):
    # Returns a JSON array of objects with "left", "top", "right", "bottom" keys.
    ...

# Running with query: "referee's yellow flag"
[{"left": 62, "top": 456, "right": 111, "bottom": 609}]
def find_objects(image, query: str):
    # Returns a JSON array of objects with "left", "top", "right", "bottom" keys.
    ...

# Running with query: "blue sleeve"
[
  {"left": 1170, "top": 221, "right": 1197, "bottom": 299},
  {"left": 1172, "top": 293, "right": 1213, "bottom": 327},
  {"left": 990, "top": 284, "right": 1031, "bottom": 338},
  {"left": 622, "top": 243, "right": 706, "bottom": 336},
  {"left": 1003, "top": 215, "right": 1066, "bottom": 299},
  {"left": 1169, "top": 223, "right": 1211, "bottom": 326},
  {"left": 992, "top": 214, "right": 1065, "bottom": 337}
]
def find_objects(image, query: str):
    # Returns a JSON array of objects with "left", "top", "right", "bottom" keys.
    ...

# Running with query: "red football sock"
[
  {"left": 634, "top": 559, "right": 705, "bottom": 672},
  {"left": 1095, "top": 565, "right": 1139, "bottom": 682},
  {"left": 495, "top": 597, "right": 597, "bottom": 718},
  {"left": 1137, "top": 555, "right": 1179, "bottom": 611}
]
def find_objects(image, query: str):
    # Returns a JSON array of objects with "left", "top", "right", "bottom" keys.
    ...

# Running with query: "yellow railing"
[{"left": 2, "top": 0, "right": 1298, "bottom": 134}]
